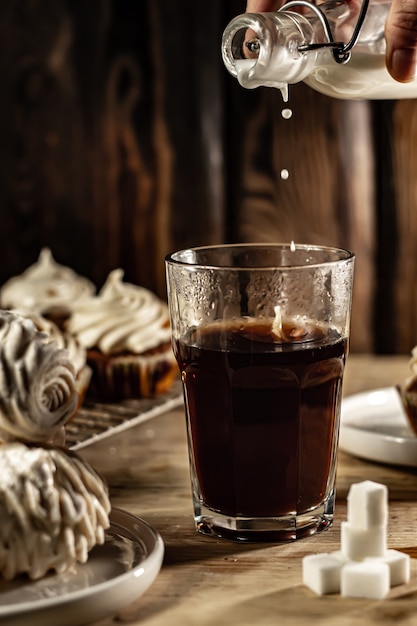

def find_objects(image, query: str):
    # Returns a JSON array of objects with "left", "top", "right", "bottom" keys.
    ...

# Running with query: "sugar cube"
[
  {"left": 302, "top": 481, "right": 410, "bottom": 599},
  {"left": 341, "top": 521, "right": 386, "bottom": 560},
  {"left": 347, "top": 480, "right": 388, "bottom": 529},
  {"left": 366, "top": 550, "right": 410, "bottom": 587},
  {"left": 341, "top": 561, "right": 390, "bottom": 599},
  {"left": 302, "top": 553, "right": 344, "bottom": 595}
]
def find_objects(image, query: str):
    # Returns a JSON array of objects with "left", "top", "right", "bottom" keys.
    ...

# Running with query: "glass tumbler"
[{"left": 165, "top": 243, "right": 354, "bottom": 542}]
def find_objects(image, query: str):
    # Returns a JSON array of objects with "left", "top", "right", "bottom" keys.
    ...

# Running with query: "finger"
[
  {"left": 246, "top": 1, "right": 283, "bottom": 11},
  {"left": 244, "top": 1, "right": 283, "bottom": 59},
  {"left": 385, "top": 0, "right": 417, "bottom": 82}
]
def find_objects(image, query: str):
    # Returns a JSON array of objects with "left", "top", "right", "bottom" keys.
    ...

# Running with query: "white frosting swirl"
[
  {"left": 67, "top": 269, "right": 171, "bottom": 354},
  {"left": 0, "top": 442, "right": 110, "bottom": 580},
  {"left": 0, "top": 248, "right": 95, "bottom": 314},
  {"left": 0, "top": 311, "right": 77, "bottom": 442}
]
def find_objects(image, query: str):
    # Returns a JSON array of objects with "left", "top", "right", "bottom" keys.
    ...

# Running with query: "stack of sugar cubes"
[{"left": 303, "top": 480, "right": 410, "bottom": 599}]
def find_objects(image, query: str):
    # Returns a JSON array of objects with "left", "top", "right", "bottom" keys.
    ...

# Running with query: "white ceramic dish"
[
  {"left": 0, "top": 509, "right": 164, "bottom": 626},
  {"left": 340, "top": 386, "right": 417, "bottom": 467}
]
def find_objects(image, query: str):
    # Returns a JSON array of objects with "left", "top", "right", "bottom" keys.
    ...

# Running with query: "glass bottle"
[{"left": 221, "top": 0, "right": 417, "bottom": 100}]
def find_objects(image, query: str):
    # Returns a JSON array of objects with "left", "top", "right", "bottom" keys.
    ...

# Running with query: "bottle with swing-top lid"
[{"left": 221, "top": 0, "right": 417, "bottom": 100}]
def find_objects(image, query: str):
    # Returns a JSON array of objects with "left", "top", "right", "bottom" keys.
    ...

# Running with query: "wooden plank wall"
[{"left": 0, "top": 0, "right": 416, "bottom": 354}]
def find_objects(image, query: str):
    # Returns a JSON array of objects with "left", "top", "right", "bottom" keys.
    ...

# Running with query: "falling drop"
[
  {"left": 280, "top": 84, "right": 289, "bottom": 102},
  {"left": 280, "top": 169, "right": 289, "bottom": 180},
  {"left": 281, "top": 108, "right": 293, "bottom": 119}
]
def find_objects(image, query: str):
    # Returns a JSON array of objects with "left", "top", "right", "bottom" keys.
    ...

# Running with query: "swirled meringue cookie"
[
  {"left": 0, "top": 310, "right": 78, "bottom": 443},
  {"left": 0, "top": 248, "right": 95, "bottom": 324},
  {"left": 0, "top": 442, "right": 110, "bottom": 580},
  {"left": 12, "top": 310, "right": 92, "bottom": 409},
  {"left": 66, "top": 269, "right": 177, "bottom": 400}
]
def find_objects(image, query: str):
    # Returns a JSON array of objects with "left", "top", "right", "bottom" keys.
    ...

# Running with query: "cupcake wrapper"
[{"left": 86, "top": 351, "right": 177, "bottom": 401}]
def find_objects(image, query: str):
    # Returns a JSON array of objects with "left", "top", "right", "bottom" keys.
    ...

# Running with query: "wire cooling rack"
[{"left": 67, "top": 381, "right": 183, "bottom": 451}]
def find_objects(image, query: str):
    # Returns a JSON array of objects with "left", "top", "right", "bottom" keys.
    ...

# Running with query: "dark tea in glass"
[{"left": 166, "top": 244, "right": 354, "bottom": 541}]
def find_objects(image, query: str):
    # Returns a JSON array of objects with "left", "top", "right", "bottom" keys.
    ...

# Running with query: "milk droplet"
[
  {"left": 280, "top": 169, "right": 289, "bottom": 180},
  {"left": 281, "top": 108, "right": 293, "bottom": 119}
]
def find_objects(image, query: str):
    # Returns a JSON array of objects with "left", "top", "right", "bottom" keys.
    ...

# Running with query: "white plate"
[
  {"left": 0, "top": 509, "right": 164, "bottom": 626},
  {"left": 340, "top": 386, "right": 417, "bottom": 467}
]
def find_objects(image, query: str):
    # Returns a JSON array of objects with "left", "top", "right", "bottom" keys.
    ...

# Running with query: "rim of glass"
[{"left": 165, "top": 243, "right": 354, "bottom": 271}]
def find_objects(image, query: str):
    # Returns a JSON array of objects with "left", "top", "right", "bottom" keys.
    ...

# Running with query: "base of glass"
[{"left": 193, "top": 493, "right": 335, "bottom": 543}]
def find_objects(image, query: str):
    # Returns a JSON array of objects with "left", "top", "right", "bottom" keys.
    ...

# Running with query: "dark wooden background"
[{"left": 0, "top": 0, "right": 416, "bottom": 354}]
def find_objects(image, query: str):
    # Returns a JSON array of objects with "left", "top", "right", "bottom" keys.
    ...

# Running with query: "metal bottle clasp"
[{"left": 245, "top": 0, "right": 370, "bottom": 65}]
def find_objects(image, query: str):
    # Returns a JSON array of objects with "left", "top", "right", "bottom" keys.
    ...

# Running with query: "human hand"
[
  {"left": 246, "top": 0, "right": 417, "bottom": 82},
  {"left": 385, "top": 0, "right": 417, "bottom": 81}
]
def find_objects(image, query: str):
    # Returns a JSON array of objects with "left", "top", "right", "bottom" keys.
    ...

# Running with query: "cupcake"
[
  {"left": 66, "top": 269, "right": 177, "bottom": 401},
  {"left": 0, "top": 248, "right": 95, "bottom": 326},
  {"left": 0, "top": 441, "right": 110, "bottom": 580},
  {"left": 0, "top": 310, "right": 78, "bottom": 443}
]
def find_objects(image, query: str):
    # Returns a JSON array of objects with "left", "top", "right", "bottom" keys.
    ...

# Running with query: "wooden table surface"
[{"left": 80, "top": 353, "right": 417, "bottom": 626}]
